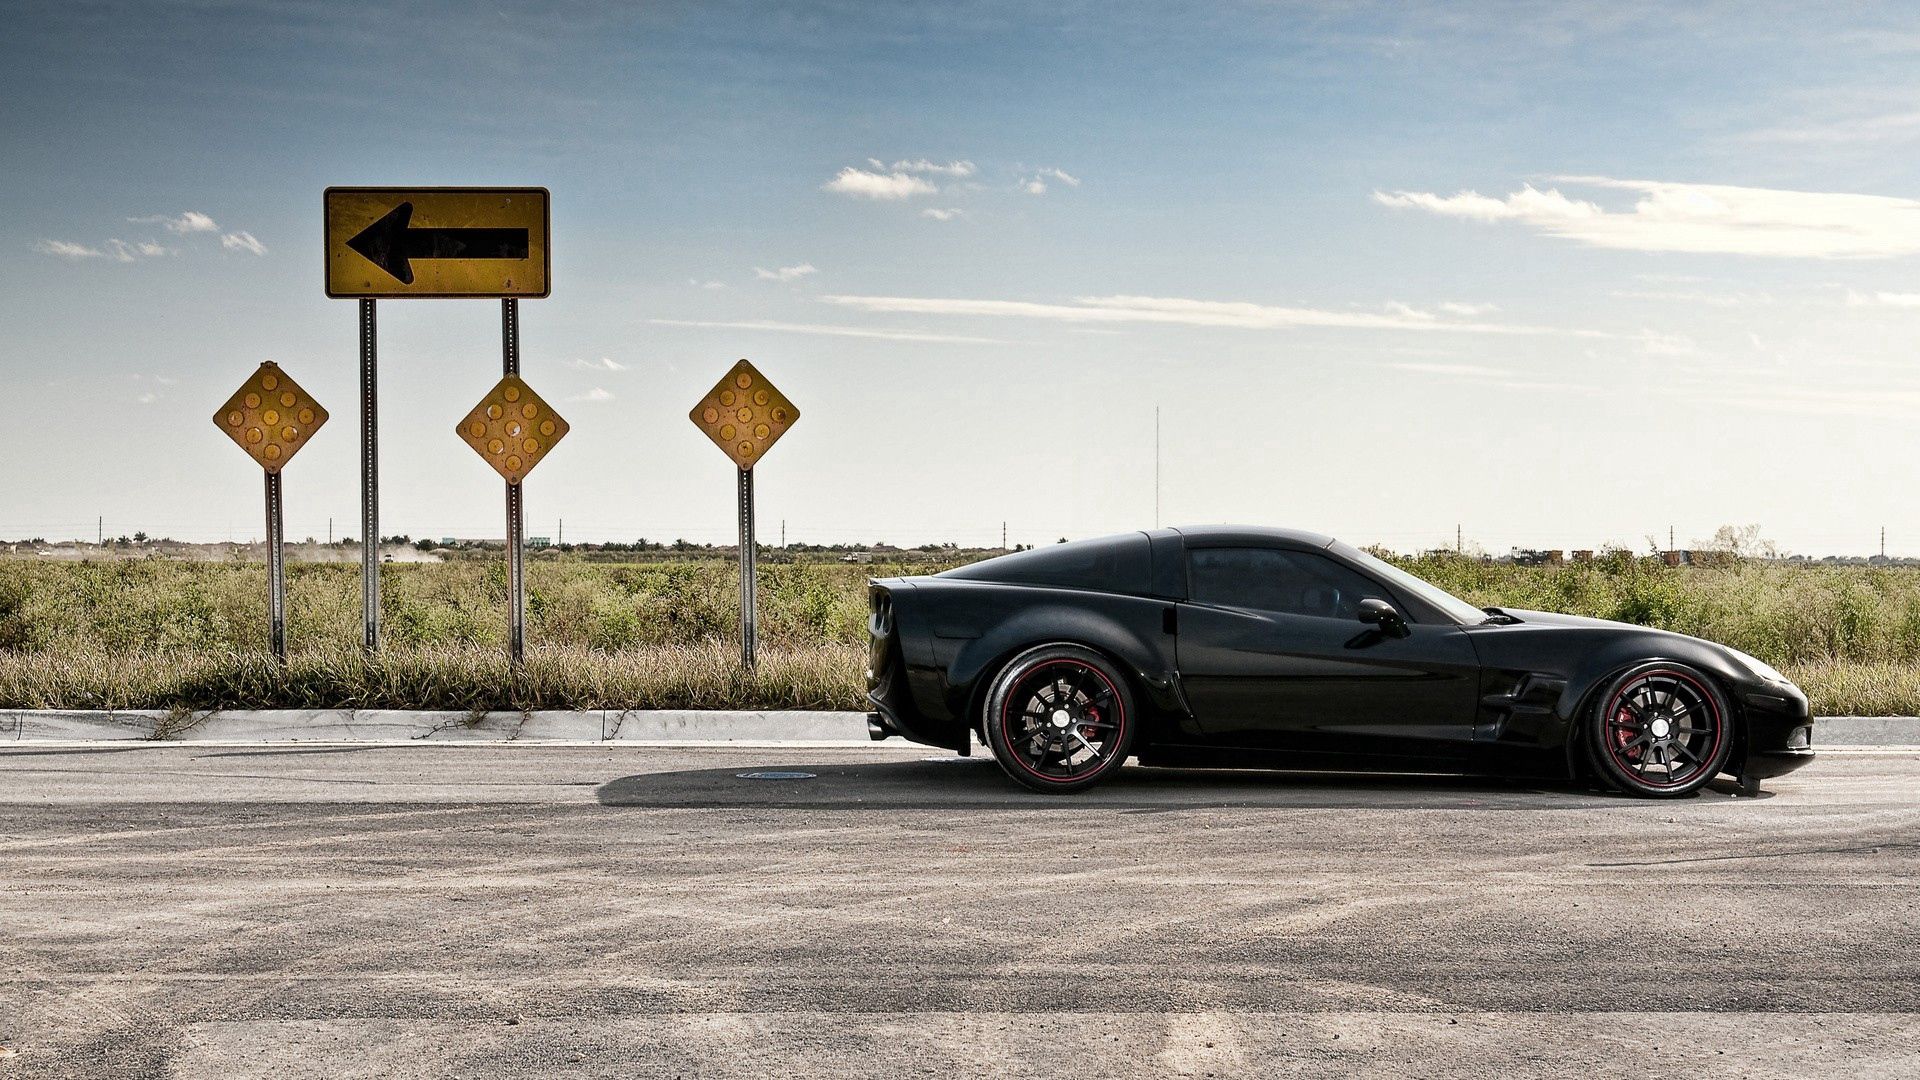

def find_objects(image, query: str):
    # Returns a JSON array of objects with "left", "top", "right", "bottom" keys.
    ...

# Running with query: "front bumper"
[{"left": 1739, "top": 685, "right": 1815, "bottom": 780}]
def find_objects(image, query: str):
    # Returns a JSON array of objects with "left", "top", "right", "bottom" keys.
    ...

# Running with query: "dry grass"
[{"left": 3, "top": 553, "right": 1919, "bottom": 714}]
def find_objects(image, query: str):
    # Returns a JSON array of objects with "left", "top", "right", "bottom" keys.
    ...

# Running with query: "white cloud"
[
  {"left": 689, "top": 279, "right": 727, "bottom": 290},
  {"left": 821, "top": 293, "right": 1573, "bottom": 335},
  {"left": 135, "top": 392, "right": 159, "bottom": 405},
  {"left": 649, "top": 318, "right": 1005, "bottom": 344},
  {"left": 884, "top": 159, "right": 976, "bottom": 177},
  {"left": 221, "top": 231, "right": 267, "bottom": 256},
  {"left": 1387, "top": 362, "right": 1512, "bottom": 377},
  {"left": 822, "top": 166, "right": 937, "bottom": 200},
  {"left": 920, "top": 208, "right": 964, "bottom": 221},
  {"left": 568, "top": 357, "right": 627, "bottom": 372},
  {"left": 1375, "top": 176, "right": 1920, "bottom": 258},
  {"left": 754, "top": 263, "right": 818, "bottom": 282},
  {"left": 1022, "top": 168, "right": 1081, "bottom": 195},
  {"left": 1437, "top": 301, "right": 1497, "bottom": 316},
  {"left": 37, "top": 238, "right": 169, "bottom": 262},
  {"left": 130, "top": 211, "right": 219, "bottom": 234},
  {"left": 568, "top": 387, "right": 615, "bottom": 402},
  {"left": 1847, "top": 290, "right": 1920, "bottom": 307},
  {"left": 36, "top": 239, "right": 107, "bottom": 259}
]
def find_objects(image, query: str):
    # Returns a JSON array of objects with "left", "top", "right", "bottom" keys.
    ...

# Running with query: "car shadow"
[{"left": 592, "top": 757, "right": 1710, "bottom": 811}]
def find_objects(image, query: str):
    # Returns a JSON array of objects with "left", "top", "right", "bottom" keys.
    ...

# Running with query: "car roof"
[{"left": 1157, "top": 524, "right": 1337, "bottom": 549}]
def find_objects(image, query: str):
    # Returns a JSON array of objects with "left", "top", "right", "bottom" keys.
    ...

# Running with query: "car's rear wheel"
[
  {"left": 983, "top": 645, "right": 1136, "bottom": 794},
  {"left": 1586, "top": 662, "right": 1734, "bottom": 798}
]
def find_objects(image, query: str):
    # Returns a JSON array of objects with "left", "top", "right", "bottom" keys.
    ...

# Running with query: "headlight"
[{"left": 1728, "top": 648, "right": 1790, "bottom": 686}]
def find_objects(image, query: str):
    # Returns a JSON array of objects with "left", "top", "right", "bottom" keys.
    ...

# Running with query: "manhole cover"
[{"left": 736, "top": 771, "right": 817, "bottom": 780}]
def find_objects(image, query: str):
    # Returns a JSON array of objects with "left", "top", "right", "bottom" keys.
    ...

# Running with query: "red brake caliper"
[{"left": 1613, "top": 703, "right": 1641, "bottom": 760}]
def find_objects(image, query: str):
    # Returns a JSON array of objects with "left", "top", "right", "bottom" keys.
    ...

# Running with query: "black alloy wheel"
[
  {"left": 982, "top": 645, "right": 1136, "bottom": 794},
  {"left": 1587, "top": 662, "right": 1734, "bottom": 797}
]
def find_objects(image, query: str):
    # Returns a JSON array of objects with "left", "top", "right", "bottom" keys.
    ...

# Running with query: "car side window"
[{"left": 1187, "top": 547, "right": 1396, "bottom": 620}]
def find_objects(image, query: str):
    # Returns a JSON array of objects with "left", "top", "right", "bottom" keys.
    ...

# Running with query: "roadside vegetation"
[{"left": 3, "top": 552, "right": 1919, "bottom": 714}]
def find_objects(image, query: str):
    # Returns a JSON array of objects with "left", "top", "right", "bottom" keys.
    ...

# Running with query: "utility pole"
[
  {"left": 781, "top": 519, "right": 786, "bottom": 548},
  {"left": 1882, "top": 526, "right": 1887, "bottom": 558},
  {"left": 1002, "top": 521, "right": 1008, "bottom": 550},
  {"left": 559, "top": 518, "right": 564, "bottom": 545},
  {"left": 1456, "top": 523, "right": 1462, "bottom": 554},
  {"left": 1154, "top": 407, "right": 1161, "bottom": 529},
  {"left": 328, "top": 517, "right": 333, "bottom": 545},
  {"left": 1669, "top": 525, "right": 1674, "bottom": 553},
  {"left": 97, "top": 516, "right": 102, "bottom": 545}
]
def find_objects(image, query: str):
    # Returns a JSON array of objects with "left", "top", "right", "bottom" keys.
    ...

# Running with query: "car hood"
[{"left": 1497, "top": 608, "right": 1657, "bottom": 632}]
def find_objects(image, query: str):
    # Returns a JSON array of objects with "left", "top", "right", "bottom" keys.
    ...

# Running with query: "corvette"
[{"left": 865, "top": 526, "right": 1814, "bottom": 796}]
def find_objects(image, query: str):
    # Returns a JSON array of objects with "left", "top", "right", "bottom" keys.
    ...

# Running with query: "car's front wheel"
[
  {"left": 1586, "top": 662, "right": 1734, "bottom": 797},
  {"left": 983, "top": 645, "right": 1136, "bottom": 794}
]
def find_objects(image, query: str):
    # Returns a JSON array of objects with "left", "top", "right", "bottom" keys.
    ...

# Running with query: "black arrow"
[{"left": 344, "top": 202, "right": 529, "bottom": 285}]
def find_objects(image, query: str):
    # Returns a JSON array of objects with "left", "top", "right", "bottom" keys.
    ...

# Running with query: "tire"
[
  {"left": 1585, "top": 662, "right": 1735, "bottom": 798},
  {"left": 982, "top": 645, "right": 1137, "bottom": 794}
]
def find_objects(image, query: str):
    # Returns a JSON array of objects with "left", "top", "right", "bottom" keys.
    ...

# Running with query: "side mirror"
[{"left": 1357, "top": 598, "right": 1409, "bottom": 638}]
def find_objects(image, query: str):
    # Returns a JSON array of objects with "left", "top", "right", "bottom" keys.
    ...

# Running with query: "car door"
[{"left": 1175, "top": 545, "right": 1480, "bottom": 761}]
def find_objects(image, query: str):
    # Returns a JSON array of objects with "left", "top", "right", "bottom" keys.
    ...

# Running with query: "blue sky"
[{"left": 8, "top": 1, "right": 1920, "bottom": 553}]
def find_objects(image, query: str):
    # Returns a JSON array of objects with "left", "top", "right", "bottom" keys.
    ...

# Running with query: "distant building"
[
  {"left": 528, "top": 536, "right": 551, "bottom": 549},
  {"left": 1571, "top": 550, "right": 1594, "bottom": 562}
]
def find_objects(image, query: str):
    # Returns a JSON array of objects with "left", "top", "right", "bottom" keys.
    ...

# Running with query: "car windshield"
[{"left": 1332, "top": 542, "right": 1495, "bottom": 625}]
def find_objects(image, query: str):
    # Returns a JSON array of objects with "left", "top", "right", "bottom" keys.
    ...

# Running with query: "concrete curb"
[
  {"left": 0, "top": 709, "right": 871, "bottom": 745},
  {"left": 1, "top": 710, "right": 1915, "bottom": 747}
]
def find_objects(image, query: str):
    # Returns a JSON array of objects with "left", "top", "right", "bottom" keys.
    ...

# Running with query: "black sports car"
[{"left": 865, "top": 526, "right": 1814, "bottom": 797}]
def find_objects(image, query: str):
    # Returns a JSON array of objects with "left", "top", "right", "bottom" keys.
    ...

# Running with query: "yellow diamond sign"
[
  {"left": 689, "top": 359, "right": 799, "bottom": 470},
  {"left": 457, "top": 376, "right": 569, "bottom": 483},
  {"left": 214, "top": 362, "right": 329, "bottom": 473}
]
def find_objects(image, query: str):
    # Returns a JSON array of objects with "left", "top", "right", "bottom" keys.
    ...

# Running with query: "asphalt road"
[{"left": 1, "top": 745, "right": 1916, "bottom": 1078}]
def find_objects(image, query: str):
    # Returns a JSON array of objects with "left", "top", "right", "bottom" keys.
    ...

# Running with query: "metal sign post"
[
  {"left": 689, "top": 360, "right": 801, "bottom": 670},
  {"left": 265, "top": 470, "right": 286, "bottom": 659},
  {"left": 359, "top": 298, "right": 379, "bottom": 651},
  {"left": 214, "top": 362, "right": 329, "bottom": 661},
  {"left": 326, "top": 185, "right": 552, "bottom": 654},
  {"left": 737, "top": 466, "right": 756, "bottom": 667},
  {"left": 503, "top": 299, "right": 524, "bottom": 665},
  {"left": 455, "top": 316, "right": 569, "bottom": 669}
]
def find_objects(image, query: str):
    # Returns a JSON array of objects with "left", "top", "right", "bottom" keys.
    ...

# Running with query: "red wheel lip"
[
  {"left": 999, "top": 658, "right": 1125, "bottom": 785},
  {"left": 1603, "top": 667, "right": 1723, "bottom": 789}
]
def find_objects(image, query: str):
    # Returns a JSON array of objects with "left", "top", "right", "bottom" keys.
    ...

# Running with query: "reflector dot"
[
  {"left": 506, "top": 421, "right": 523, "bottom": 437},
  {"left": 487, "top": 404, "right": 503, "bottom": 419},
  {"left": 468, "top": 421, "right": 486, "bottom": 438},
  {"left": 720, "top": 390, "right": 735, "bottom": 406},
  {"left": 263, "top": 444, "right": 281, "bottom": 461},
  {"left": 280, "top": 392, "right": 296, "bottom": 407},
  {"left": 245, "top": 428, "right": 263, "bottom": 444},
  {"left": 753, "top": 390, "right": 769, "bottom": 406},
  {"left": 298, "top": 408, "right": 315, "bottom": 425},
  {"left": 488, "top": 438, "right": 505, "bottom": 454},
  {"left": 226, "top": 410, "right": 243, "bottom": 426},
  {"left": 735, "top": 372, "right": 752, "bottom": 388},
  {"left": 506, "top": 455, "right": 522, "bottom": 472},
  {"left": 721, "top": 424, "right": 736, "bottom": 440},
  {"left": 772, "top": 408, "right": 789, "bottom": 422},
  {"left": 540, "top": 420, "right": 555, "bottom": 436},
  {"left": 736, "top": 407, "right": 752, "bottom": 422},
  {"left": 702, "top": 407, "right": 719, "bottom": 424},
  {"left": 738, "top": 442, "right": 754, "bottom": 456},
  {"left": 504, "top": 386, "right": 522, "bottom": 402},
  {"left": 755, "top": 424, "right": 770, "bottom": 439},
  {"left": 522, "top": 403, "right": 537, "bottom": 419},
  {"left": 261, "top": 374, "right": 279, "bottom": 390},
  {"left": 262, "top": 410, "right": 280, "bottom": 425},
  {"left": 522, "top": 438, "right": 539, "bottom": 453},
  {"left": 281, "top": 426, "right": 297, "bottom": 441},
  {"left": 244, "top": 393, "right": 260, "bottom": 409}
]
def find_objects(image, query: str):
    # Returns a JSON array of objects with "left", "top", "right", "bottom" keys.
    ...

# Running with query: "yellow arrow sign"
[
  {"left": 689, "top": 360, "right": 799, "bottom": 470},
  {"left": 325, "top": 187, "right": 550, "bottom": 299},
  {"left": 456, "top": 376, "right": 570, "bottom": 484},
  {"left": 213, "top": 362, "right": 329, "bottom": 473}
]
